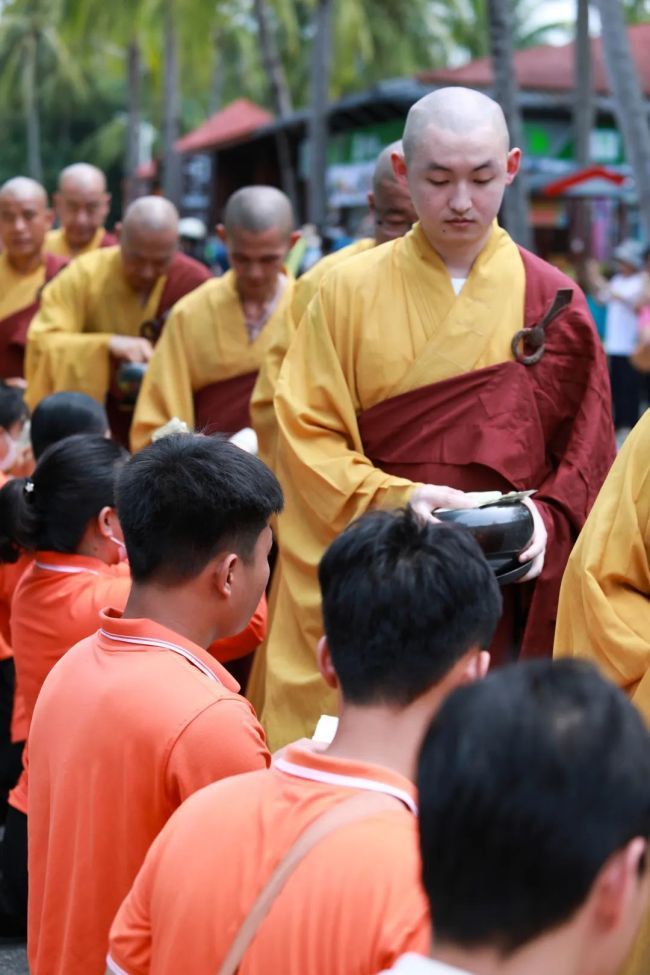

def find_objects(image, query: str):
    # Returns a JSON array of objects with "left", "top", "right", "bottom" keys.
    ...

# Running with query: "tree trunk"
[
  {"left": 574, "top": 0, "right": 593, "bottom": 168},
  {"left": 162, "top": 0, "right": 182, "bottom": 206},
  {"left": 307, "top": 0, "right": 333, "bottom": 231},
  {"left": 125, "top": 37, "right": 142, "bottom": 204},
  {"left": 252, "top": 0, "right": 299, "bottom": 212},
  {"left": 595, "top": 0, "right": 650, "bottom": 238},
  {"left": 23, "top": 32, "right": 43, "bottom": 183},
  {"left": 486, "top": 0, "right": 532, "bottom": 249},
  {"left": 210, "top": 30, "right": 224, "bottom": 114}
]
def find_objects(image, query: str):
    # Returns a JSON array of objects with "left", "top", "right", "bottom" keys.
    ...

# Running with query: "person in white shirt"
[
  {"left": 382, "top": 659, "right": 650, "bottom": 975},
  {"left": 599, "top": 239, "right": 647, "bottom": 435}
]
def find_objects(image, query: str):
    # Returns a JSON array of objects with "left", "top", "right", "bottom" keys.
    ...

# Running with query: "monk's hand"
[
  {"left": 109, "top": 335, "right": 154, "bottom": 363},
  {"left": 517, "top": 497, "right": 547, "bottom": 582},
  {"left": 409, "top": 484, "right": 475, "bottom": 523}
]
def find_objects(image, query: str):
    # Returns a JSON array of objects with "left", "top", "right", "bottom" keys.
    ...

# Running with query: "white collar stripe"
[
  {"left": 105, "top": 954, "right": 131, "bottom": 975},
  {"left": 273, "top": 757, "right": 418, "bottom": 815},
  {"left": 35, "top": 561, "right": 101, "bottom": 576},
  {"left": 99, "top": 628, "right": 221, "bottom": 684}
]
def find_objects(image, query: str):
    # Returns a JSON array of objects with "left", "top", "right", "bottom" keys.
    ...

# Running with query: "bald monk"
[
  {"left": 25, "top": 196, "right": 210, "bottom": 443},
  {"left": 252, "top": 88, "right": 615, "bottom": 750},
  {"left": 0, "top": 178, "right": 66, "bottom": 381},
  {"left": 130, "top": 185, "right": 297, "bottom": 451},
  {"left": 251, "top": 142, "right": 417, "bottom": 467},
  {"left": 45, "top": 163, "right": 116, "bottom": 259}
]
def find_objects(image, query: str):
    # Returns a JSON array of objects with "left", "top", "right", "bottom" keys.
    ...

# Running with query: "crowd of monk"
[{"left": 0, "top": 85, "right": 647, "bottom": 975}]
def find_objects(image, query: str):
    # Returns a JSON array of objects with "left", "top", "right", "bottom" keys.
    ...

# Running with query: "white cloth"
[
  {"left": 379, "top": 954, "right": 473, "bottom": 975},
  {"left": 604, "top": 272, "right": 645, "bottom": 355},
  {"left": 451, "top": 277, "right": 466, "bottom": 296}
]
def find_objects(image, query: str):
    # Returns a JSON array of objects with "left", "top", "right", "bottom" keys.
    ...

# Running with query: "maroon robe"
[
  {"left": 99, "top": 231, "right": 118, "bottom": 249},
  {"left": 0, "top": 253, "right": 68, "bottom": 379},
  {"left": 107, "top": 252, "right": 211, "bottom": 444},
  {"left": 193, "top": 370, "right": 258, "bottom": 437},
  {"left": 357, "top": 248, "right": 616, "bottom": 663}
]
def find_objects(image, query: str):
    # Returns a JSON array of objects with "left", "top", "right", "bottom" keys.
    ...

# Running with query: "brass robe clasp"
[{"left": 511, "top": 288, "right": 573, "bottom": 366}]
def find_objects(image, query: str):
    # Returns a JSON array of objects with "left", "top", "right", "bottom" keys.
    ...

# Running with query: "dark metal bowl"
[{"left": 436, "top": 500, "right": 534, "bottom": 586}]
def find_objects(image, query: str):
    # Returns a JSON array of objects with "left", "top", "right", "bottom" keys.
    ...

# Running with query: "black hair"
[
  {"left": 0, "top": 383, "right": 28, "bottom": 431},
  {"left": 31, "top": 392, "right": 109, "bottom": 460},
  {"left": 318, "top": 508, "right": 502, "bottom": 706},
  {"left": 116, "top": 434, "right": 283, "bottom": 584},
  {"left": 417, "top": 659, "right": 650, "bottom": 955},
  {"left": 0, "top": 434, "right": 127, "bottom": 559}
]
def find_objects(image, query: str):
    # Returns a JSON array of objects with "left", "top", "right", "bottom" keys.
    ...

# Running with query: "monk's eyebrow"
[{"left": 426, "top": 161, "right": 495, "bottom": 172}]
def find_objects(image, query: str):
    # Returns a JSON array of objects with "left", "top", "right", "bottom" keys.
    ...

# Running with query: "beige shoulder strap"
[{"left": 217, "top": 790, "right": 408, "bottom": 975}]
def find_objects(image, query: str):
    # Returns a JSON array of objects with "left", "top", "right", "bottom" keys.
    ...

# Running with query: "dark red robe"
[
  {"left": 193, "top": 371, "right": 258, "bottom": 437},
  {"left": 357, "top": 248, "right": 616, "bottom": 663},
  {"left": 0, "top": 254, "right": 68, "bottom": 379},
  {"left": 107, "top": 252, "right": 211, "bottom": 444}
]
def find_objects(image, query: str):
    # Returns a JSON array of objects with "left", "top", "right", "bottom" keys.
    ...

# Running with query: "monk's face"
[
  {"left": 368, "top": 178, "right": 417, "bottom": 245},
  {"left": 54, "top": 182, "right": 110, "bottom": 250},
  {"left": 225, "top": 226, "right": 289, "bottom": 300},
  {"left": 0, "top": 192, "right": 52, "bottom": 262},
  {"left": 397, "top": 124, "right": 520, "bottom": 254},
  {"left": 120, "top": 226, "right": 178, "bottom": 293}
]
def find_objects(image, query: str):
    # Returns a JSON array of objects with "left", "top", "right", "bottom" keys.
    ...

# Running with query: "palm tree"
[
  {"left": 574, "top": 0, "right": 593, "bottom": 168},
  {"left": 0, "top": 0, "right": 84, "bottom": 181},
  {"left": 307, "top": 0, "right": 333, "bottom": 230},
  {"left": 486, "top": 0, "right": 532, "bottom": 248},
  {"left": 594, "top": 0, "right": 650, "bottom": 238}
]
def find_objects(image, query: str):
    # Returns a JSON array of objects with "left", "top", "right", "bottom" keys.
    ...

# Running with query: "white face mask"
[
  {"left": 108, "top": 534, "right": 128, "bottom": 563},
  {"left": 0, "top": 431, "right": 19, "bottom": 473}
]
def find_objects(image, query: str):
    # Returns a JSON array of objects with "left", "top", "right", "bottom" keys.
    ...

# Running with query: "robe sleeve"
[
  {"left": 554, "top": 411, "right": 650, "bottom": 719},
  {"left": 250, "top": 311, "right": 294, "bottom": 470},
  {"left": 25, "top": 261, "right": 113, "bottom": 408},
  {"left": 274, "top": 284, "right": 420, "bottom": 551},
  {"left": 130, "top": 302, "right": 196, "bottom": 451}
]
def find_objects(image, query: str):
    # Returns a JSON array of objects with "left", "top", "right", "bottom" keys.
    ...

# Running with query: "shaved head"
[
  {"left": 403, "top": 88, "right": 510, "bottom": 163},
  {"left": 223, "top": 186, "right": 294, "bottom": 239},
  {"left": 0, "top": 177, "right": 52, "bottom": 269},
  {"left": 0, "top": 177, "right": 47, "bottom": 207},
  {"left": 58, "top": 162, "right": 107, "bottom": 194},
  {"left": 369, "top": 141, "right": 417, "bottom": 245},
  {"left": 120, "top": 196, "right": 179, "bottom": 294}
]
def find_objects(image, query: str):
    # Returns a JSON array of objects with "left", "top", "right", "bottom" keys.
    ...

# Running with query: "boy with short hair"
[
  {"left": 385, "top": 659, "right": 650, "bottom": 975},
  {"left": 27, "top": 434, "right": 283, "bottom": 975},
  {"left": 107, "top": 508, "right": 502, "bottom": 975}
]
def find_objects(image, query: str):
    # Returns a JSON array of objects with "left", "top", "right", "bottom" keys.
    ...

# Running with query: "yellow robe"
[
  {"left": 130, "top": 270, "right": 294, "bottom": 451},
  {"left": 0, "top": 252, "right": 45, "bottom": 322},
  {"left": 250, "top": 223, "right": 526, "bottom": 750},
  {"left": 251, "top": 238, "right": 375, "bottom": 469},
  {"left": 44, "top": 226, "right": 109, "bottom": 259},
  {"left": 554, "top": 411, "right": 650, "bottom": 711},
  {"left": 554, "top": 410, "right": 650, "bottom": 975},
  {"left": 25, "top": 246, "right": 165, "bottom": 409}
]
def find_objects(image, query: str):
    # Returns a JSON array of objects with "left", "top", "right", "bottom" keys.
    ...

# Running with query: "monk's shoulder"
[
  {"left": 519, "top": 248, "right": 591, "bottom": 326},
  {"left": 318, "top": 237, "right": 398, "bottom": 298},
  {"left": 44, "top": 245, "right": 117, "bottom": 295},
  {"left": 168, "top": 252, "right": 211, "bottom": 290},
  {"left": 163, "top": 274, "right": 234, "bottom": 335}
]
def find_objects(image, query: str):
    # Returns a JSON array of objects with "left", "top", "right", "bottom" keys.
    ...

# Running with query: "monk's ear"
[
  {"left": 289, "top": 230, "right": 301, "bottom": 247},
  {"left": 114, "top": 221, "right": 123, "bottom": 241},
  {"left": 44, "top": 208, "right": 54, "bottom": 231},
  {"left": 391, "top": 151, "right": 408, "bottom": 184},
  {"left": 505, "top": 148, "right": 522, "bottom": 185},
  {"left": 367, "top": 191, "right": 376, "bottom": 214},
  {"left": 316, "top": 636, "right": 339, "bottom": 690},
  {"left": 216, "top": 224, "right": 227, "bottom": 243}
]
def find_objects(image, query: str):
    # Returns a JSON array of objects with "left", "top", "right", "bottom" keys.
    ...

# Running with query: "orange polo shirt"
[
  {"left": 108, "top": 742, "right": 430, "bottom": 975},
  {"left": 28, "top": 607, "right": 270, "bottom": 975},
  {"left": 0, "top": 552, "right": 32, "bottom": 663},
  {"left": 8, "top": 551, "right": 132, "bottom": 812}
]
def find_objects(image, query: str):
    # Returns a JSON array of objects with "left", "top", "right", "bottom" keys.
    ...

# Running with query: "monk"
[
  {"left": 0, "top": 178, "right": 66, "bottom": 381},
  {"left": 252, "top": 87, "right": 615, "bottom": 751},
  {"left": 25, "top": 196, "right": 210, "bottom": 442},
  {"left": 251, "top": 142, "right": 417, "bottom": 467},
  {"left": 45, "top": 163, "right": 116, "bottom": 258},
  {"left": 130, "top": 186, "right": 297, "bottom": 452}
]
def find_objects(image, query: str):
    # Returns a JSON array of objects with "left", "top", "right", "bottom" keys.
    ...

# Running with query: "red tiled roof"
[
  {"left": 419, "top": 23, "right": 650, "bottom": 95},
  {"left": 175, "top": 98, "right": 274, "bottom": 154}
]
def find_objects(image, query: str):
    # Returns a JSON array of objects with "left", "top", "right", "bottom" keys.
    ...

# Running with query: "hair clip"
[{"left": 24, "top": 480, "right": 35, "bottom": 495}]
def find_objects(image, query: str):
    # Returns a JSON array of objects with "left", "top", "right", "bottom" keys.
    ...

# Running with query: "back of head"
[
  {"left": 121, "top": 195, "right": 179, "bottom": 242},
  {"left": 31, "top": 392, "right": 109, "bottom": 460},
  {"left": 0, "top": 382, "right": 28, "bottom": 432},
  {"left": 116, "top": 434, "right": 284, "bottom": 584},
  {"left": 318, "top": 508, "right": 502, "bottom": 706},
  {"left": 417, "top": 659, "right": 650, "bottom": 954},
  {"left": 0, "top": 434, "right": 127, "bottom": 558}
]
